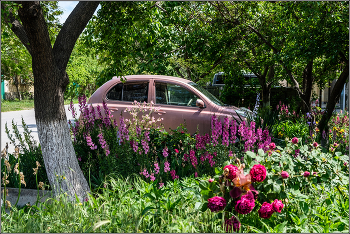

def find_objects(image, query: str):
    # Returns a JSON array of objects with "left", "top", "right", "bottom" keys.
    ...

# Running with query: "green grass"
[
  {"left": 1, "top": 98, "right": 79, "bottom": 112},
  {"left": 1, "top": 174, "right": 348, "bottom": 233}
]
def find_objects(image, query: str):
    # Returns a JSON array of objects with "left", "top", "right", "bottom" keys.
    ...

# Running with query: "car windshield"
[{"left": 188, "top": 82, "right": 224, "bottom": 106}]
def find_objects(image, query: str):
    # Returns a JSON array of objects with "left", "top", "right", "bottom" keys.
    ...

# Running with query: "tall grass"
[{"left": 1, "top": 174, "right": 348, "bottom": 233}]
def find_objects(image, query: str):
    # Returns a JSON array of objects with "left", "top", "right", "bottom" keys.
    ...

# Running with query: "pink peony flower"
[
  {"left": 224, "top": 216, "right": 241, "bottom": 232},
  {"left": 234, "top": 193, "right": 255, "bottom": 214},
  {"left": 250, "top": 164, "right": 267, "bottom": 182},
  {"left": 224, "top": 164, "right": 239, "bottom": 180},
  {"left": 208, "top": 178, "right": 214, "bottom": 183},
  {"left": 292, "top": 137, "right": 299, "bottom": 144},
  {"left": 207, "top": 196, "right": 227, "bottom": 212},
  {"left": 303, "top": 171, "right": 310, "bottom": 177},
  {"left": 281, "top": 171, "right": 289, "bottom": 179},
  {"left": 272, "top": 199, "right": 284, "bottom": 213},
  {"left": 258, "top": 202, "right": 274, "bottom": 219},
  {"left": 229, "top": 187, "right": 242, "bottom": 198},
  {"left": 313, "top": 142, "right": 319, "bottom": 148},
  {"left": 269, "top": 142, "right": 276, "bottom": 150}
]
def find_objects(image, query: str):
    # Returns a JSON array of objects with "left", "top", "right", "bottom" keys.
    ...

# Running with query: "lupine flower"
[
  {"left": 164, "top": 161, "right": 170, "bottom": 172},
  {"left": 140, "top": 168, "right": 149, "bottom": 178},
  {"left": 141, "top": 140, "right": 149, "bottom": 154},
  {"left": 131, "top": 140, "right": 139, "bottom": 153},
  {"left": 189, "top": 150, "right": 198, "bottom": 168},
  {"left": 258, "top": 202, "right": 274, "bottom": 219},
  {"left": 154, "top": 162, "right": 160, "bottom": 174},
  {"left": 230, "top": 120, "right": 237, "bottom": 143},
  {"left": 170, "top": 170, "right": 179, "bottom": 180},
  {"left": 163, "top": 147, "right": 169, "bottom": 157},
  {"left": 281, "top": 171, "right": 289, "bottom": 179},
  {"left": 69, "top": 100, "right": 76, "bottom": 118},
  {"left": 86, "top": 135, "right": 97, "bottom": 150},
  {"left": 208, "top": 196, "right": 227, "bottom": 212},
  {"left": 224, "top": 216, "right": 241, "bottom": 232},
  {"left": 150, "top": 173, "right": 156, "bottom": 181},
  {"left": 272, "top": 199, "right": 284, "bottom": 213},
  {"left": 222, "top": 117, "right": 230, "bottom": 146},
  {"left": 98, "top": 132, "right": 110, "bottom": 156}
]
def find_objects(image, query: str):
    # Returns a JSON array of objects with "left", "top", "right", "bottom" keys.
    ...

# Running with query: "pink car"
[{"left": 87, "top": 75, "right": 248, "bottom": 134}]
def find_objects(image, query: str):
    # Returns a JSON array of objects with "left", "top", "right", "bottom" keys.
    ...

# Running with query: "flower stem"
[{"left": 14, "top": 155, "right": 21, "bottom": 207}]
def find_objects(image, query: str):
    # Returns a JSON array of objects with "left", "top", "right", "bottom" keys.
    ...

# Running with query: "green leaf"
[
  {"left": 274, "top": 221, "right": 287, "bottom": 233},
  {"left": 258, "top": 148, "right": 265, "bottom": 156},
  {"left": 93, "top": 220, "right": 111, "bottom": 231},
  {"left": 201, "top": 202, "right": 208, "bottom": 212},
  {"left": 140, "top": 206, "right": 156, "bottom": 217},
  {"left": 215, "top": 167, "right": 223, "bottom": 175}
]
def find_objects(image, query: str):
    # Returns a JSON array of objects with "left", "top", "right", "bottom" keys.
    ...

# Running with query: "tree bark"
[
  {"left": 13, "top": 75, "right": 22, "bottom": 101},
  {"left": 6, "top": 1, "right": 100, "bottom": 200},
  {"left": 318, "top": 62, "right": 349, "bottom": 147}
]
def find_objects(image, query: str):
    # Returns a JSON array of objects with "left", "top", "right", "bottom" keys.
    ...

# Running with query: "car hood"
[{"left": 219, "top": 105, "right": 252, "bottom": 120}]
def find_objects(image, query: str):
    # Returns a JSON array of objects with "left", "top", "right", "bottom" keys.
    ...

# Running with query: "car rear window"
[{"left": 106, "top": 82, "right": 148, "bottom": 102}]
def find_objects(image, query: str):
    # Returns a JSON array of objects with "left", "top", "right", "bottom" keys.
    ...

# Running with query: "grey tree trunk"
[
  {"left": 2, "top": 1, "right": 100, "bottom": 201},
  {"left": 37, "top": 119, "right": 90, "bottom": 199}
]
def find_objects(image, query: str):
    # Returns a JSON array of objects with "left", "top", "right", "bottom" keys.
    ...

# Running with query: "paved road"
[{"left": 1, "top": 104, "right": 80, "bottom": 154}]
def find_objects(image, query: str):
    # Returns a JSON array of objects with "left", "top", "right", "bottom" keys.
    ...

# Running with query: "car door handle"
[{"left": 158, "top": 110, "right": 166, "bottom": 115}]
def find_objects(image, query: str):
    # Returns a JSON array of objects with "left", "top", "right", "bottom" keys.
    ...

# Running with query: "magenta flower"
[
  {"left": 207, "top": 196, "right": 227, "bottom": 212},
  {"left": 313, "top": 142, "right": 319, "bottom": 148},
  {"left": 208, "top": 178, "right": 214, "bottom": 183},
  {"left": 170, "top": 170, "right": 179, "bottom": 180},
  {"left": 281, "top": 171, "right": 289, "bottom": 179},
  {"left": 223, "top": 164, "right": 239, "bottom": 180},
  {"left": 163, "top": 147, "right": 169, "bottom": 157},
  {"left": 269, "top": 142, "right": 276, "bottom": 150},
  {"left": 164, "top": 161, "right": 170, "bottom": 173},
  {"left": 258, "top": 202, "right": 274, "bottom": 219},
  {"left": 150, "top": 173, "right": 156, "bottom": 181},
  {"left": 234, "top": 193, "right": 255, "bottom": 214},
  {"left": 303, "top": 171, "right": 310, "bottom": 177},
  {"left": 224, "top": 216, "right": 241, "bottom": 232},
  {"left": 272, "top": 199, "right": 284, "bottom": 213},
  {"left": 292, "top": 137, "right": 299, "bottom": 144},
  {"left": 159, "top": 183, "right": 164, "bottom": 188},
  {"left": 250, "top": 164, "right": 267, "bottom": 182},
  {"left": 77, "top": 157, "right": 82, "bottom": 161},
  {"left": 154, "top": 162, "right": 160, "bottom": 174},
  {"left": 175, "top": 149, "right": 179, "bottom": 153}
]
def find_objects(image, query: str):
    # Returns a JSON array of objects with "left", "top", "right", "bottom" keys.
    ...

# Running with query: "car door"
[
  {"left": 153, "top": 81, "right": 213, "bottom": 134},
  {"left": 105, "top": 80, "right": 151, "bottom": 123}
]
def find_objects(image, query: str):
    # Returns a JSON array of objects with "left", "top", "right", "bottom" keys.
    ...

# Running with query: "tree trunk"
[
  {"left": 13, "top": 75, "right": 22, "bottom": 101},
  {"left": 301, "top": 60, "right": 314, "bottom": 114},
  {"left": 318, "top": 62, "right": 349, "bottom": 147},
  {"left": 5, "top": 1, "right": 101, "bottom": 201}
]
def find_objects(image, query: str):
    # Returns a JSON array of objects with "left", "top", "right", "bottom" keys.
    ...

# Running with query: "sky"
[{"left": 57, "top": 1, "right": 101, "bottom": 24}]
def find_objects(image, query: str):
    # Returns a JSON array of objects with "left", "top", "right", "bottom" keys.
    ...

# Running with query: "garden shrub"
[
  {"left": 69, "top": 95, "right": 274, "bottom": 187},
  {"left": 196, "top": 135, "right": 349, "bottom": 232},
  {"left": 2, "top": 118, "right": 48, "bottom": 190}
]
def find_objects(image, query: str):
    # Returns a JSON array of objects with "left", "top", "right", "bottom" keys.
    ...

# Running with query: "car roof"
[{"left": 111, "top": 75, "right": 192, "bottom": 85}]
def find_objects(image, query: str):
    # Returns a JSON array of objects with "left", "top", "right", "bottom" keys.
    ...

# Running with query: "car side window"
[
  {"left": 106, "top": 82, "right": 148, "bottom": 102},
  {"left": 155, "top": 82, "right": 200, "bottom": 107}
]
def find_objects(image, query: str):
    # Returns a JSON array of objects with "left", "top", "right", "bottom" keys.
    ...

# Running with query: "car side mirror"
[{"left": 196, "top": 99, "right": 205, "bottom": 109}]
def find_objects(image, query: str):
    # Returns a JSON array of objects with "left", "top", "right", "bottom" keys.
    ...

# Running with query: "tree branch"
[
  {"left": 52, "top": 1, "right": 100, "bottom": 74},
  {"left": 199, "top": 56, "right": 223, "bottom": 79},
  {"left": 1, "top": 3, "right": 32, "bottom": 55}
]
